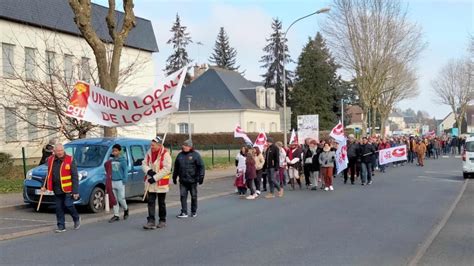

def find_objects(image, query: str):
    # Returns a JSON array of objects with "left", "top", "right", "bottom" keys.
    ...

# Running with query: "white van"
[{"left": 461, "top": 136, "right": 474, "bottom": 178}]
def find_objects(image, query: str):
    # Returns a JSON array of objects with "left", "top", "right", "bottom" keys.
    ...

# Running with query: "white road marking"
[
  {"left": 0, "top": 217, "right": 54, "bottom": 223},
  {"left": 0, "top": 223, "right": 54, "bottom": 230},
  {"left": 416, "top": 176, "right": 463, "bottom": 183}
]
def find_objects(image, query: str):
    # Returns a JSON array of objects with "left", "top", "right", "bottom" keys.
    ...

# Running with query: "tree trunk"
[
  {"left": 380, "top": 114, "right": 387, "bottom": 138},
  {"left": 362, "top": 107, "right": 368, "bottom": 136},
  {"left": 104, "top": 127, "right": 117, "bottom": 138},
  {"left": 371, "top": 106, "right": 377, "bottom": 136}
]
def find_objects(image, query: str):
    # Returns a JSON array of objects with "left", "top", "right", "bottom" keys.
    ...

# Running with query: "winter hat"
[
  {"left": 267, "top": 137, "right": 274, "bottom": 143},
  {"left": 183, "top": 139, "right": 193, "bottom": 147},
  {"left": 152, "top": 136, "right": 163, "bottom": 144}
]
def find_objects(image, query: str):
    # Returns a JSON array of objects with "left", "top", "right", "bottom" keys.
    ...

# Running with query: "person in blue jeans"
[{"left": 109, "top": 144, "right": 129, "bottom": 223}]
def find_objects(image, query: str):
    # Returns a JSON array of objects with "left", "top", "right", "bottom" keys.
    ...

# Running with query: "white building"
[
  {"left": 0, "top": 0, "right": 158, "bottom": 159},
  {"left": 157, "top": 67, "right": 282, "bottom": 134}
]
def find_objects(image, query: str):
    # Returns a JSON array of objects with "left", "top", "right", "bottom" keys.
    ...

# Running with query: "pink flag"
[
  {"left": 234, "top": 124, "right": 253, "bottom": 145},
  {"left": 330, "top": 121, "right": 346, "bottom": 144}
]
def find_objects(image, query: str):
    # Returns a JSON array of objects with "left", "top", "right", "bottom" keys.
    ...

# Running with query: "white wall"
[{"left": 0, "top": 20, "right": 155, "bottom": 158}]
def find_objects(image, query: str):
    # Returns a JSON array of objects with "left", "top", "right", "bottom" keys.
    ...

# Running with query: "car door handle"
[{"left": 130, "top": 171, "right": 139, "bottom": 174}]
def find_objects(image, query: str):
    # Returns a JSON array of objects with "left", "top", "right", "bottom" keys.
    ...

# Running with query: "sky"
[{"left": 94, "top": 0, "right": 473, "bottom": 119}]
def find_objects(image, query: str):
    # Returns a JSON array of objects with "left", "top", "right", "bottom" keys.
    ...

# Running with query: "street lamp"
[
  {"left": 186, "top": 95, "right": 192, "bottom": 140},
  {"left": 282, "top": 7, "right": 330, "bottom": 145}
]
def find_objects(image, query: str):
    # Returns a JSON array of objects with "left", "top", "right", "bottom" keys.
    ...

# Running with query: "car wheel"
[
  {"left": 463, "top": 173, "right": 469, "bottom": 179},
  {"left": 88, "top": 187, "right": 105, "bottom": 213}
]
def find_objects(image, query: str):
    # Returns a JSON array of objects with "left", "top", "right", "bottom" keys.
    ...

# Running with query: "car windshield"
[
  {"left": 466, "top": 141, "right": 474, "bottom": 152},
  {"left": 64, "top": 144, "right": 108, "bottom": 168}
]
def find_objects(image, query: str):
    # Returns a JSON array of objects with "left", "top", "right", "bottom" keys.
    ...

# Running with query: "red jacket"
[{"left": 378, "top": 142, "right": 391, "bottom": 150}]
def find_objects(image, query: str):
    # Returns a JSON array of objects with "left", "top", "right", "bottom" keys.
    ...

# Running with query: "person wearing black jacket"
[
  {"left": 304, "top": 139, "right": 322, "bottom": 190},
  {"left": 264, "top": 137, "right": 283, "bottom": 198},
  {"left": 173, "top": 140, "right": 205, "bottom": 218},
  {"left": 344, "top": 135, "right": 359, "bottom": 185},
  {"left": 358, "top": 137, "right": 376, "bottom": 185}
]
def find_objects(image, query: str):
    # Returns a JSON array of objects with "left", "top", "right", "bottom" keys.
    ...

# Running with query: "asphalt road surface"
[{"left": 0, "top": 157, "right": 471, "bottom": 266}]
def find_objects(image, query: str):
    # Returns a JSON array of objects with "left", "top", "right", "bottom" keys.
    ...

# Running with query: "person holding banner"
[
  {"left": 319, "top": 143, "right": 336, "bottom": 191},
  {"left": 378, "top": 139, "right": 391, "bottom": 173},
  {"left": 358, "top": 137, "right": 376, "bottom": 185},
  {"left": 142, "top": 136, "right": 172, "bottom": 230},
  {"left": 41, "top": 144, "right": 81, "bottom": 233}
]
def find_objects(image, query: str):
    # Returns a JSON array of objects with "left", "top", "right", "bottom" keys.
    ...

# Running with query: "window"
[
  {"left": 81, "top": 57, "right": 90, "bottom": 82},
  {"left": 25, "top": 47, "right": 36, "bottom": 80},
  {"left": 27, "top": 108, "right": 38, "bottom": 141},
  {"left": 4, "top": 108, "right": 17, "bottom": 142},
  {"left": 2, "top": 43, "right": 15, "bottom": 78},
  {"left": 179, "top": 123, "right": 189, "bottom": 134},
  {"left": 47, "top": 111, "right": 57, "bottom": 137},
  {"left": 260, "top": 123, "right": 266, "bottom": 132},
  {"left": 168, "top": 123, "right": 176, "bottom": 133},
  {"left": 247, "top": 121, "right": 256, "bottom": 132},
  {"left": 64, "top": 54, "right": 74, "bottom": 84},
  {"left": 270, "top": 122, "right": 277, "bottom": 132},
  {"left": 64, "top": 144, "right": 108, "bottom": 168},
  {"left": 45, "top": 51, "right": 56, "bottom": 79},
  {"left": 130, "top": 145, "right": 145, "bottom": 166}
]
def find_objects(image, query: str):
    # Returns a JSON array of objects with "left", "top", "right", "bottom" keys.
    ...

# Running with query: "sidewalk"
[{"left": 0, "top": 166, "right": 235, "bottom": 209}]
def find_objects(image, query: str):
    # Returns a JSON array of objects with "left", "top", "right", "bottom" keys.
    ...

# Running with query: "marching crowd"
[{"left": 233, "top": 134, "right": 465, "bottom": 200}]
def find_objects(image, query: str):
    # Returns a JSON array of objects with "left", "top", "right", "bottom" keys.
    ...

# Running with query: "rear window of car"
[{"left": 466, "top": 141, "right": 474, "bottom": 152}]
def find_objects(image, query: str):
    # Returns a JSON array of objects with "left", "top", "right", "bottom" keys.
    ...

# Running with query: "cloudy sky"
[{"left": 95, "top": 0, "right": 473, "bottom": 119}]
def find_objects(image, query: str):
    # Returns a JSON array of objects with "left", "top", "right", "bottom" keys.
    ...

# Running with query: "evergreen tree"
[
  {"left": 209, "top": 27, "right": 239, "bottom": 71},
  {"left": 289, "top": 32, "right": 339, "bottom": 130},
  {"left": 165, "top": 14, "right": 192, "bottom": 75},
  {"left": 260, "top": 18, "right": 293, "bottom": 106}
]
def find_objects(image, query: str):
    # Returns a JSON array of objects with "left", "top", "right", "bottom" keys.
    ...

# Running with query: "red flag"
[
  {"left": 234, "top": 124, "right": 253, "bottom": 145},
  {"left": 104, "top": 160, "right": 117, "bottom": 208},
  {"left": 330, "top": 121, "right": 346, "bottom": 144}
]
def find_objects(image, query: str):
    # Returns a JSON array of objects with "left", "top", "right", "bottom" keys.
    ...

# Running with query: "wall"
[{"left": 0, "top": 20, "right": 155, "bottom": 159}]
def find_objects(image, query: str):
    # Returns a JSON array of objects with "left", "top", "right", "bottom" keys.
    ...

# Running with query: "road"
[{"left": 0, "top": 158, "right": 471, "bottom": 266}]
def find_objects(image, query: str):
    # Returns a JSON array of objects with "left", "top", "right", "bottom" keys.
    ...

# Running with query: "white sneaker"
[
  {"left": 324, "top": 187, "right": 329, "bottom": 191},
  {"left": 329, "top": 186, "right": 334, "bottom": 191},
  {"left": 246, "top": 195, "right": 255, "bottom": 200},
  {"left": 256, "top": 190, "right": 261, "bottom": 195},
  {"left": 253, "top": 193, "right": 259, "bottom": 198}
]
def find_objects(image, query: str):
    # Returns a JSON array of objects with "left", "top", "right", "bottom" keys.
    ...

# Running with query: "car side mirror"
[{"left": 134, "top": 158, "right": 144, "bottom": 166}]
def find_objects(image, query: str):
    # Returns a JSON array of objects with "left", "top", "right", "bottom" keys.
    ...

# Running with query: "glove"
[
  {"left": 173, "top": 179, "right": 177, "bottom": 185},
  {"left": 198, "top": 178, "right": 204, "bottom": 185},
  {"left": 147, "top": 177, "right": 156, "bottom": 184},
  {"left": 325, "top": 161, "right": 328, "bottom": 165},
  {"left": 147, "top": 169, "right": 156, "bottom": 177}
]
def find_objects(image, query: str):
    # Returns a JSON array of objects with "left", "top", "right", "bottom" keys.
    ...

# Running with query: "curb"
[{"left": 0, "top": 190, "right": 234, "bottom": 242}]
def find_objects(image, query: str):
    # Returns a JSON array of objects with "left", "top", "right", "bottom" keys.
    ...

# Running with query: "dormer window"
[
  {"left": 266, "top": 88, "right": 276, "bottom": 110},
  {"left": 256, "top": 86, "right": 266, "bottom": 109}
]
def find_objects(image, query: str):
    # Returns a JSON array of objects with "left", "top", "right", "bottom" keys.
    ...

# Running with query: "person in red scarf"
[{"left": 142, "top": 136, "right": 172, "bottom": 230}]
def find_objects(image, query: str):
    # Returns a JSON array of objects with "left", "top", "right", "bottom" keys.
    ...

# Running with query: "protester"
[
  {"left": 245, "top": 148, "right": 257, "bottom": 199},
  {"left": 42, "top": 144, "right": 80, "bottom": 233},
  {"left": 235, "top": 146, "right": 248, "bottom": 197},
  {"left": 319, "top": 142, "right": 336, "bottom": 191},
  {"left": 108, "top": 144, "right": 129, "bottom": 223},
  {"left": 265, "top": 138, "right": 283, "bottom": 198},
  {"left": 39, "top": 139, "right": 56, "bottom": 165},
  {"left": 173, "top": 140, "right": 205, "bottom": 218},
  {"left": 344, "top": 134, "right": 359, "bottom": 185},
  {"left": 142, "top": 136, "right": 172, "bottom": 230},
  {"left": 304, "top": 139, "right": 321, "bottom": 190},
  {"left": 378, "top": 139, "right": 391, "bottom": 173},
  {"left": 275, "top": 141, "right": 289, "bottom": 188},
  {"left": 302, "top": 138, "right": 312, "bottom": 188},
  {"left": 359, "top": 137, "right": 376, "bottom": 185},
  {"left": 416, "top": 139, "right": 427, "bottom": 167},
  {"left": 286, "top": 143, "right": 302, "bottom": 190},
  {"left": 254, "top": 147, "right": 265, "bottom": 196}
]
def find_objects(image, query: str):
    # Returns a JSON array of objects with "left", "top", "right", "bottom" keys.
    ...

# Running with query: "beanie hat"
[
  {"left": 152, "top": 136, "right": 163, "bottom": 144},
  {"left": 267, "top": 137, "right": 274, "bottom": 143},
  {"left": 183, "top": 139, "right": 193, "bottom": 147}
]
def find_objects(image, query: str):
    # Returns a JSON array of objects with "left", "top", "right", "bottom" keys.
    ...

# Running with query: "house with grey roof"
[
  {"left": 0, "top": 0, "right": 158, "bottom": 159},
  {"left": 157, "top": 67, "right": 282, "bottom": 134}
]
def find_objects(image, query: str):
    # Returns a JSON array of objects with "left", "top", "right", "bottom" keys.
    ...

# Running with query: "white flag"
[
  {"left": 330, "top": 121, "right": 346, "bottom": 144},
  {"left": 234, "top": 125, "right": 253, "bottom": 145},
  {"left": 289, "top": 129, "right": 298, "bottom": 145},
  {"left": 253, "top": 132, "right": 267, "bottom": 152},
  {"left": 336, "top": 138, "right": 349, "bottom": 174},
  {"left": 378, "top": 145, "right": 408, "bottom": 165}
]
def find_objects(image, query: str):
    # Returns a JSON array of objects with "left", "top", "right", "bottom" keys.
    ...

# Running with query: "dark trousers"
[
  {"left": 147, "top": 192, "right": 166, "bottom": 223},
  {"left": 54, "top": 193, "right": 80, "bottom": 230},
  {"left": 180, "top": 183, "right": 198, "bottom": 215},
  {"left": 303, "top": 165, "right": 311, "bottom": 186},
  {"left": 255, "top": 169, "right": 262, "bottom": 191},
  {"left": 246, "top": 179, "right": 255, "bottom": 195},
  {"left": 344, "top": 158, "right": 357, "bottom": 183},
  {"left": 261, "top": 171, "right": 267, "bottom": 191},
  {"left": 267, "top": 168, "right": 281, "bottom": 194}
]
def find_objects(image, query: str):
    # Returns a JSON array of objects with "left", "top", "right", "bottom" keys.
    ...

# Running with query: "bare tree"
[
  {"left": 323, "top": 0, "right": 425, "bottom": 135},
  {"left": 69, "top": 0, "right": 136, "bottom": 137},
  {"left": 378, "top": 62, "right": 418, "bottom": 136},
  {"left": 432, "top": 58, "right": 473, "bottom": 132}
]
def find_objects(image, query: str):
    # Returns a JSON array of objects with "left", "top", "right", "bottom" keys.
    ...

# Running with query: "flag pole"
[{"left": 36, "top": 173, "right": 50, "bottom": 212}]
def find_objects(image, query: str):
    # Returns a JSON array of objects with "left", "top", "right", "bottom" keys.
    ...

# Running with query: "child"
[{"left": 235, "top": 146, "right": 248, "bottom": 198}]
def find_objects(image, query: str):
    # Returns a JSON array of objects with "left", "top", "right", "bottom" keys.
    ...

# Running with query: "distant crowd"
[{"left": 234, "top": 134, "right": 466, "bottom": 199}]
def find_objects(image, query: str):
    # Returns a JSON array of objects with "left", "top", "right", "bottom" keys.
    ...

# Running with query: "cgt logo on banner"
[
  {"left": 66, "top": 67, "right": 187, "bottom": 127},
  {"left": 378, "top": 145, "right": 408, "bottom": 165}
]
